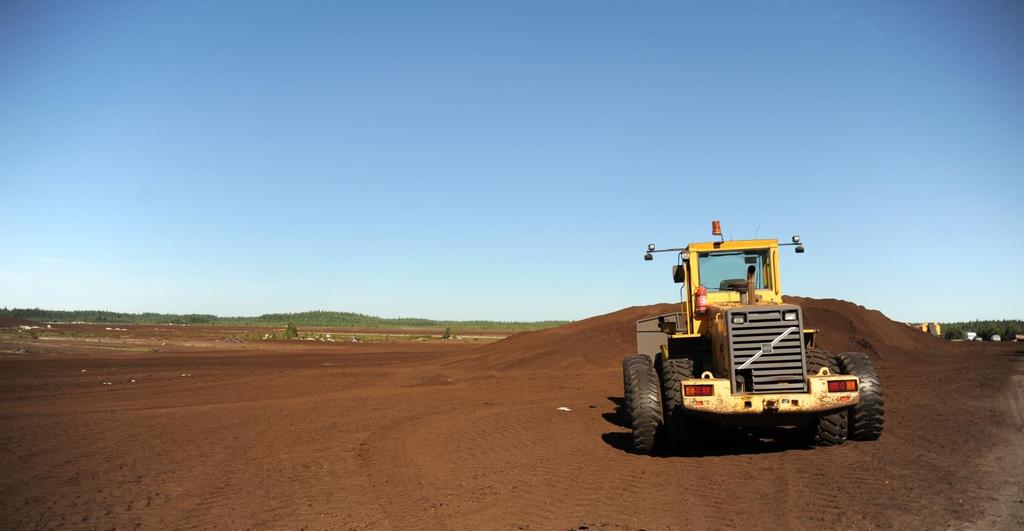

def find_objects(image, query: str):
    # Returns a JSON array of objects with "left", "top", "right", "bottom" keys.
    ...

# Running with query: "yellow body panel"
[{"left": 681, "top": 374, "right": 860, "bottom": 415}]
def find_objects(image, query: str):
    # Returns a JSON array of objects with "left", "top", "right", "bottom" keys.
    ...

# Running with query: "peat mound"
[
  {"left": 783, "top": 296, "right": 945, "bottom": 357},
  {"left": 466, "top": 297, "right": 947, "bottom": 372},
  {"left": 454, "top": 303, "right": 677, "bottom": 371}
]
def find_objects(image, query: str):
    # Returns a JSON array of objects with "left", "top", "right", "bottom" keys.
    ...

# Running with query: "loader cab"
[{"left": 679, "top": 239, "right": 784, "bottom": 335}]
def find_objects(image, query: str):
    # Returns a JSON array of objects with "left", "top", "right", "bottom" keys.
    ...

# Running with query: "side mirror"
[{"left": 672, "top": 265, "right": 686, "bottom": 283}]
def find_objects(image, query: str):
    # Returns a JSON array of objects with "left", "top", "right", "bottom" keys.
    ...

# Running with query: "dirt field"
[{"left": 1, "top": 298, "right": 1022, "bottom": 530}]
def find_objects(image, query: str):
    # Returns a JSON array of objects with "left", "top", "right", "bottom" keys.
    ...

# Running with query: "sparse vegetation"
[
  {"left": 283, "top": 323, "right": 299, "bottom": 339},
  {"left": 0, "top": 308, "right": 567, "bottom": 331},
  {"left": 442, "top": 327, "right": 454, "bottom": 340}
]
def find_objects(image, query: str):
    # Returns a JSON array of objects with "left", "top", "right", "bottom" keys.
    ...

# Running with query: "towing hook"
[{"left": 763, "top": 399, "right": 780, "bottom": 413}]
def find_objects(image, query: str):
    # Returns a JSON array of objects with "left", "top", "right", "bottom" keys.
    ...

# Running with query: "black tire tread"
[
  {"left": 656, "top": 357, "right": 695, "bottom": 451},
  {"left": 624, "top": 361, "right": 663, "bottom": 453},
  {"left": 805, "top": 348, "right": 848, "bottom": 446},
  {"left": 622, "top": 355, "right": 650, "bottom": 426},
  {"left": 836, "top": 351, "right": 885, "bottom": 441}
]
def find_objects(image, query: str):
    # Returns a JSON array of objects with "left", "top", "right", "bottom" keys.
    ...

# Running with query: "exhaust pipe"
[{"left": 746, "top": 265, "right": 757, "bottom": 305}]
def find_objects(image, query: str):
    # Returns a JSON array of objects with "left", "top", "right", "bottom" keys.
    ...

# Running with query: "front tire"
[{"left": 836, "top": 351, "right": 885, "bottom": 441}]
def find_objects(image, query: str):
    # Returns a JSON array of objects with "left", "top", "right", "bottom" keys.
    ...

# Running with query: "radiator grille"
[{"left": 726, "top": 306, "right": 807, "bottom": 394}]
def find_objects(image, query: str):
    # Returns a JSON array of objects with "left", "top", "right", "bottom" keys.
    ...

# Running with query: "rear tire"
[
  {"left": 805, "top": 348, "right": 848, "bottom": 446},
  {"left": 836, "top": 352, "right": 885, "bottom": 441},
  {"left": 656, "top": 357, "right": 695, "bottom": 451},
  {"left": 622, "top": 355, "right": 650, "bottom": 426},
  {"left": 623, "top": 360, "right": 663, "bottom": 454}
]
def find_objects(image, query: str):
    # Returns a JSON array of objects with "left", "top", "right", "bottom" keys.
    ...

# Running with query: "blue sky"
[{"left": 1, "top": 1, "right": 1021, "bottom": 322}]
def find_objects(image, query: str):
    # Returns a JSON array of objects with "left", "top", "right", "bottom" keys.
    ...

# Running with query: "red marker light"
[
  {"left": 827, "top": 380, "right": 858, "bottom": 393},
  {"left": 684, "top": 384, "right": 714, "bottom": 396}
]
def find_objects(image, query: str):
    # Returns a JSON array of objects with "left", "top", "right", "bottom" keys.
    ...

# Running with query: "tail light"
[
  {"left": 827, "top": 379, "right": 858, "bottom": 393},
  {"left": 684, "top": 384, "right": 714, "bottom": 396}
]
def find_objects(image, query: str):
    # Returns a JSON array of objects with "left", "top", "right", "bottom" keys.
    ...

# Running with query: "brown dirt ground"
[{"left": 1, "top": 298, "right": 1021, "bottom": 530}]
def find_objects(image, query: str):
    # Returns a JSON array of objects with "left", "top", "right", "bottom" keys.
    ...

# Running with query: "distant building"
[{"left": 966, "top": 332, "right": 977, "bottom": 341}]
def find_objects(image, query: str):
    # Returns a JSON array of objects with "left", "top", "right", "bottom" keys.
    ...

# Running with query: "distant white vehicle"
[
  {"left": 966, "top": 332, "right": 977, "bottom": 341},
  {"left": 991, "top": 334, "right": 1001, "bottom": 342}
]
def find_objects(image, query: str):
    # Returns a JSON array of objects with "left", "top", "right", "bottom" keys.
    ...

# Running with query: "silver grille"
[{"left": 726, "top": 305, "right": 807, "bottom": 394}]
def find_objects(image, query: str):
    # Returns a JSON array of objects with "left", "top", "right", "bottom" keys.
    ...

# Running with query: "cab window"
[{"left": 698, "top": 250, "right": 772, "bottom": 292}]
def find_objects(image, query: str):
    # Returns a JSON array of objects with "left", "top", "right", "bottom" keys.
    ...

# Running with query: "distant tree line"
[
  {"left": 940, "top": 320, "right": 1023, "bottom": 341},
  {"left": 0, "top": 307, "right": 567, "bottom": 331}
]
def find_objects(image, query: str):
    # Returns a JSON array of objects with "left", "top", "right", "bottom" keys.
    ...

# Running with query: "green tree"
[
  {"left": 943, "top": 324, "right": 964, "bottom": 340},
  {"left": 283, "top": 323, "right": 298, "bottom": 339}
]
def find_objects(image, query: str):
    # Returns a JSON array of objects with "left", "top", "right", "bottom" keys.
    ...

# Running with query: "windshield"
[{"left": 698, "top": 250, "right": 772, "bottom": 292}]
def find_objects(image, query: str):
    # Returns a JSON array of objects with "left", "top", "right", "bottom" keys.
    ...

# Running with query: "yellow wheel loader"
[{"left": 622, "top": 222, "right": 884, "bottom": 454}]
